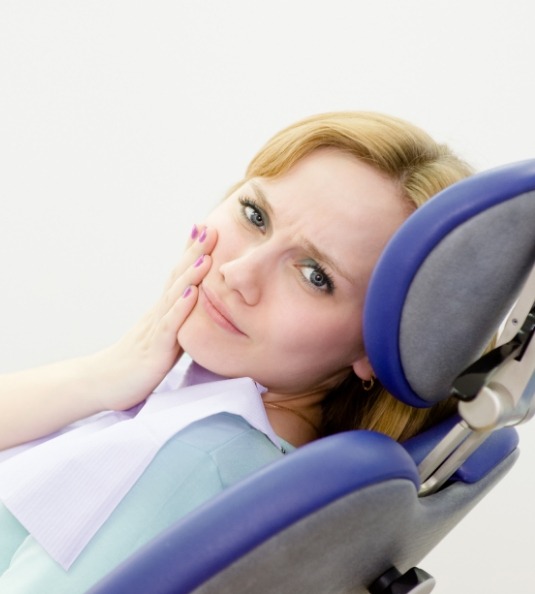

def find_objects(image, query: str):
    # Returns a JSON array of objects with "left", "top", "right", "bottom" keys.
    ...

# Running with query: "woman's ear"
[{"left": 352, "top": 356, "right": 374, "bottom": 381}]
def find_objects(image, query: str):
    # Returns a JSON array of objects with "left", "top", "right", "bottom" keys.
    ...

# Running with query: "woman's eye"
[
  {"left": 300, "top": 264, "right": 334, "bottom": 294},
  {"left": 240, "top": 198, "right": 266, "bottom": 230}
]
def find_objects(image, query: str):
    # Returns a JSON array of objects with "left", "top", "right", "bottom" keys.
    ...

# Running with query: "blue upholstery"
[{"left": 88, "top": 418, "right": 519, "bottom": 594}]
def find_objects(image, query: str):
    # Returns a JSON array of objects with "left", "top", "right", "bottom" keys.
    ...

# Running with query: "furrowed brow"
[
  {"left": 250, "top": 180, "right": 355, "bottom": 285},
  {"left": 301, "top": 238, "right": 355, "bottom": 285}
]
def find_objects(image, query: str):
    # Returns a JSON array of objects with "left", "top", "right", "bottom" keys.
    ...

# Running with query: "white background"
[{"left": 0, "top": 1, "right": 534, "bottom": 592}]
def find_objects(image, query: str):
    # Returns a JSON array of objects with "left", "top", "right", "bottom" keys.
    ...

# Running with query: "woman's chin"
[{"left": 179, "top": 327, "right": 231, "bottom": 378}]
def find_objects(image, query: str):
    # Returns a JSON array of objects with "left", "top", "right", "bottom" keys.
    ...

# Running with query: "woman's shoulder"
[{"left": 161, "top": 412, "right": 292, "bottom": 487}]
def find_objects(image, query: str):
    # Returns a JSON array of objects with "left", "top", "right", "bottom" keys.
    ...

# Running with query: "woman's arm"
[{"left": 0, "top": 226, "right": 217, "bottom": 450}]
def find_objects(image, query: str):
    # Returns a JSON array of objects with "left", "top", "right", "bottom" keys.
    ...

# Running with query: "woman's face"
[{"left": 178, "top": 148, "right": 407, "bottom": 396}]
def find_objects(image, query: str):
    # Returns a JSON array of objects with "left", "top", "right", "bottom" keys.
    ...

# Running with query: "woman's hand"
[
  {"left": 0, "top": 225, "right": 217, "bottom": 450},
  {"left": 89, "top": 225, "right": 218, "bottom": 411}
]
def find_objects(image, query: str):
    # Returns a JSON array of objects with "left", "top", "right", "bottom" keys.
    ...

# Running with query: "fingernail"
[
  {"left": 198, "top": 228, "right": 207, "bottom": 243},
  {"left": 182, "top": 286, "right": 192, "bottom": 299},
  {"left": 191, "top": 225, "right": 199, "bottom": 240},
  {"left": 194, "top": 255, "right": 205, "bottom": 268}
]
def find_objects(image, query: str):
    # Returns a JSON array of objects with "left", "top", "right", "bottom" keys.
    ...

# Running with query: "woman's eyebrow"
[
  {"left": 251, "top": 180, "right": 354, "bottom": 285},
  {"left": 300, "top": 237, "right": 354, "bottom": 284}
]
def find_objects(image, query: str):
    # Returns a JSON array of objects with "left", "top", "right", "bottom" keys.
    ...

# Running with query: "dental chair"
[{"left": 89, "top": 160, "right": 535, "bottom": 594}]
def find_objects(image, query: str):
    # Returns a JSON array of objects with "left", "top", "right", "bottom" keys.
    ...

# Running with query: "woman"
[{"left": 0, "top": 111, "right": 472, "bottom": 592}]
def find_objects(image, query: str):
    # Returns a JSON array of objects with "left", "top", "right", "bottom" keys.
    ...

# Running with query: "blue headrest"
[{"left": 364, "top": 160, "right": 535, "bottom": 407}]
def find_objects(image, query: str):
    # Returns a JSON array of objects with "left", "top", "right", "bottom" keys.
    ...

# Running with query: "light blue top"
[{"left": 0, "top": 413, "right": 293, "bottom": 593}]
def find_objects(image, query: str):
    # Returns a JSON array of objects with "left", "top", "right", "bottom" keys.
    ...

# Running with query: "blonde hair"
[{"left": 239, "top": 112, "right": 474, "bottom": 441}]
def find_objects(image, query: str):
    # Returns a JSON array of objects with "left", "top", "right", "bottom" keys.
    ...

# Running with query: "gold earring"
[{"left": 362, "top": 377, "right": 375, "bottom": 391}]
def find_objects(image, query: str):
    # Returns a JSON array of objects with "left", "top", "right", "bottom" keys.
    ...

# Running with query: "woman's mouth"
[{"left": 199, "top": 286, "right": 246, "bottom": 335}]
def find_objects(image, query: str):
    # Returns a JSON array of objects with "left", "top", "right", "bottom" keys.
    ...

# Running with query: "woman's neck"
[{"left": 262, "top": 391, "right": 324, "bottom": 447}]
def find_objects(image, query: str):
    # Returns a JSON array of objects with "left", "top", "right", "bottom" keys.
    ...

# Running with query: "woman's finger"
[
  {"left": 159, "top": 253, "right": 212, "bottom": 318},
  {"left": 162, "top": 225, "right": 217, "bottom": 292},
  {"left": 156, "top": 283, "right": 200, "bottom": 349}
]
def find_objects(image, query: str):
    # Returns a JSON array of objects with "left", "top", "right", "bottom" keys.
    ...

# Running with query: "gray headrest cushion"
[{"left": 399, "top": 190, "right": 535, "bottom": 402}]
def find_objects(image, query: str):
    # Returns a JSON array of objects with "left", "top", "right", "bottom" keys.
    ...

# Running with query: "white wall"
[{"left": 0, "top": 1, "right": 534, "bottom": 591}]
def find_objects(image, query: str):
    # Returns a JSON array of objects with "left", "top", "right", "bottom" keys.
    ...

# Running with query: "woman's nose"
[{"left": 218, "top": 248, "right": 267, "bottom": 306}]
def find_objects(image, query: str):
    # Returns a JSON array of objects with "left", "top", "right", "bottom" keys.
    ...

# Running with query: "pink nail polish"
[
  {"left": 194, "top": 255, "right": 205, "bottom": 268},
  {"left": 198, "top": 228, "right": 207, "bottom": 243},
  {"left": 191, "top": 225, "right": 199, "bottom": 240},
  {"left": 182, "top": 286, "right": 192, "bottom": 299}
]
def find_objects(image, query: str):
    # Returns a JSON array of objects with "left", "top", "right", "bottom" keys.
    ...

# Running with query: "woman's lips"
[{"left": 199, "top": 286, "right": 246, "bottom": 335}]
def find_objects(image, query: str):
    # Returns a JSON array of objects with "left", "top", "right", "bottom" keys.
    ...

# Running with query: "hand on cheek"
[{"left": 92, "top": 225, "right": 217, "bottom": 412}]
